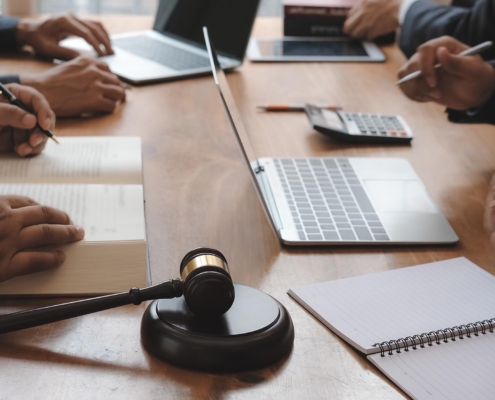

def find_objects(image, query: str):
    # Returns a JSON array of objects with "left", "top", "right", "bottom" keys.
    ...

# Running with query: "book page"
[
  {"left": 0, "top": 184, "right": 145, "bottom": 242},
  {"left": 288, "top": 258, "right": 495, "bottom": 354},
  {"left": 0, "top": 136, "right": 142, "bottom": 184},
  {"left": 369, "top": 332, "right": 495, "bottom": 400}
]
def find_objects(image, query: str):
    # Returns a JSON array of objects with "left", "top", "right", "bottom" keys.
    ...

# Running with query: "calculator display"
[{"left": 321, "top": 110, "right": 345, "bottom": 131}]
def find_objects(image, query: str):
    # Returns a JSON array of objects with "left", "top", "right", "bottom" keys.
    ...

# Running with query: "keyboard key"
[
  {"left": 364, "top": 214, "right": 380, "bottom": 221},
  {"left": 323, "top": 231, "right": 340, "bottom": 240},
  {"left": 374, "top": 234, "right": 390, "bottom": 241},
  {"left": 299, "top": 208, "right": 313, "bottom": 214},
  {"left": 319, "top": 218, "right": 333, "bottom": 224},
  {"left": 324, "top": 159, "right": 337, "bottom": 169},
  {"left": 347, "top": 213, "right": 362, "bottom": 219},
  {"left": 339, "top": 230, "right": 356, "bottom": 240},
  {"left": 354, "top": 226, "right": 373, "bottom": 240},
  {"left": 349, "top": 186, "right": 375, "bottom": 213},
  {"left": 320, "top": 224, "right": 335, "bottom": 230},
  {"left": 307, "top": 234, "right": 323, "bottom": 241},
  {"left": 371, "top": 228, "right": 387, "bottom": 234},
  {"left": 301, "top": 215, "right": 316, "bottom": 221},
  {"left": 331, "top": 211, "right": 346, "bottom": 216},
  {"left": 316, "top": 212, "right": 330, "bottom": 218},
  {"left": 345, "top": 208, "right": 360, "bottom": 214},
  {"left": 334, "top": 217, "right": 348, "bottom": 223},
  {"left": 303, "top": 221, "right": 317, "bottom": 227},
  {"left": 337, "top": 223, "right": 352, "bottom": 229},
  {"left": 293, "top": 218, "right": 300, "bottom": 224},
  {"left": 305, "top": 228, "right": 320, "bottom": 234},
  {"left": 368, "top": 221, "right": 383, "bottom": 228},
  {"left": 351, "top": 220, "right": 367, "bottom": 226},
  {"left": 295, "top": 224, "right": 303, "bottom": 230},
  {"left": 297, "top": 231, "right": 306, "bottom": 240}
]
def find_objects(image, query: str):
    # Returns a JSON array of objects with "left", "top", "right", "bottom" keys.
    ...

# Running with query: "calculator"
[{"left": 305, "top": 104, "right": 413, "bottom": 144}]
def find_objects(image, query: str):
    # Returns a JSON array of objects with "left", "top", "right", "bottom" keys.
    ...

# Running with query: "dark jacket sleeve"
[
  {"left": 0, "top": 17, "right": 20, "bottom": 52},
  {"left": 447, "top": 61, "right": 495, "bottom": 124},
  {"left": 400, "top": 0, "right": 495, "bottom": 60},
  {"left": 0, "top": 75, "right": 20, "bottom": 84}
]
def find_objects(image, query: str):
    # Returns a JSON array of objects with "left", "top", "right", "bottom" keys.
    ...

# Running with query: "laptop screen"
[
  {"left": 203, "top": 27, "right": 279, "bottom": 234},
  {"left": 153, "top": 0, "right": 260, "bottom": 60}
]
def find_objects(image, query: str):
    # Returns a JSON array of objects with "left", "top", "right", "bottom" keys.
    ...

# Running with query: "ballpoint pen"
[
  {"left": 0, "top": 82, "right": 59, "bottom": 144},
  {"left": 257, "top": 104, "right": 342, "bottom": 111},
  {"left": 396, "top": 41, "right": 493, "bottom": 86}
]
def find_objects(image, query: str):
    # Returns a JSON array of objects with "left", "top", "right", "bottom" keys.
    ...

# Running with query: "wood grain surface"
[{"left": 0, "top": 15, "right": 494, "bottom": 400}]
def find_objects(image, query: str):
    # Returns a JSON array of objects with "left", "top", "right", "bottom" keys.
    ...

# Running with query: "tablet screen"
[{"left": 258, "top": 39, "right": 368, "bottom": 57}]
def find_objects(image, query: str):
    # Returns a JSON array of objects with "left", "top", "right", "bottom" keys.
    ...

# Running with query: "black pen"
[{"left": 0, "top": 82, "right": 59, "bottom": 144}]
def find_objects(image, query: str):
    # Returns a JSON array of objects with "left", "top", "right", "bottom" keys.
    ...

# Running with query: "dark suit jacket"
[
  {"left": 0, "top": 17, "right": 20, "bottom": 84},
  {"left": 400, "top": 0, "right": 495, "bottom": 60}
]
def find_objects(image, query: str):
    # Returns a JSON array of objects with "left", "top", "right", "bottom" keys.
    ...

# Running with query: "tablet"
[{"left": 246, "top": 37, "right": 385, "bottom": 62}]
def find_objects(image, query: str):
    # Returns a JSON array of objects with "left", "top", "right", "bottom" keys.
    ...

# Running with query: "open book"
[
  {"left": 289, "top": 258, "right": 495, "bottom": 400},
  {"left": 0, "top": 137, "right": 147, "bottom": 295}
]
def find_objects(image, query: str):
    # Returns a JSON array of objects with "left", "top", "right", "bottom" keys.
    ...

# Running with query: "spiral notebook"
[{"left": 288, "top": 257, "right": 495, "bottom": 400}]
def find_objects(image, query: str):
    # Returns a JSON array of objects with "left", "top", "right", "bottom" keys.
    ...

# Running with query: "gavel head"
[{"left": 179, "top": 247, "right": 235, "bottom": 318}]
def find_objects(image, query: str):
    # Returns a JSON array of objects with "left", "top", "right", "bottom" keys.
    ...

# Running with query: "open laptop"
[
  {"left": 60, "top": 0, "right": 260, "bottom": 84},
  {"left": 203, "top": 27, "right": 459, "bottom": 246}
]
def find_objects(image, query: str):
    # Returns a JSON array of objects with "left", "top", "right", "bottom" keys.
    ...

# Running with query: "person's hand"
[
  {"left": 0, "top": 84, "right": 55, "bottom": 157},
  {"left": 21, "top": 56, "right": 126, "bottom": 117},
  {"left": 398, "top": 36, "right": 495, "bottom": 110},
  {"left": 343, "top": 0, "right": 401, "bottom": 40},
  {"left": 0, "top": 195, "right": 84, "bottom": 282},
  {"left": 16, "top": 13, "right": 114, "bottom": 60}
]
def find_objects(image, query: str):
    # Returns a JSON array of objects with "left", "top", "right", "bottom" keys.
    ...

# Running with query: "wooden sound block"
[{"left": 141, "top": 284, "right": 294, "bottom": 372}]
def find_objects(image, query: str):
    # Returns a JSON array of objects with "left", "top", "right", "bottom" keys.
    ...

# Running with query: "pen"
[
  {"left": 0, "top": 82, "right": 59, "bottom": 144},
  {"left": 396, "top": 41, "right": 493, "bottom": 86},
  {"left": 257, "top": 104, "right": 342, "bottom": 112}
]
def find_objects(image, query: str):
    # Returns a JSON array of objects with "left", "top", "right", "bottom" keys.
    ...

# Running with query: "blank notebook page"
[
  {"left": 368, "top": 331, "right": 495, "bottom": 400},
  {"left": 288, "top": 257, "right": 495, "bottom": 353}
]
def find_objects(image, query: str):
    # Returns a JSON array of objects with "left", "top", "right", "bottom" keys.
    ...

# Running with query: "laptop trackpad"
[{"left": 362, "top": 180, "right": 437, "bottom": 214}]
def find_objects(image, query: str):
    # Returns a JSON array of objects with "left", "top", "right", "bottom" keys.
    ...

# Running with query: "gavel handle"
[{"left": 0, "top": 278, "right": 183, "bottom": 335}]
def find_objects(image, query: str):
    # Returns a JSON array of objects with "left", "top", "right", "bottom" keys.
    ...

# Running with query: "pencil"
[
  {"left": 257, "top": 104, "right": 342, "bottom": 112},
  {"left": 0, "top": 82, "right": 59, "bottom": 144},
  {"left": 396, "top": 41, "right": 493, "bottom": 86}
]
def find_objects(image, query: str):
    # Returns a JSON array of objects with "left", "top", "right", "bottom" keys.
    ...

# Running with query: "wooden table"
[{"left": 1, "top": 15, "right": 494, "bottom": 400}]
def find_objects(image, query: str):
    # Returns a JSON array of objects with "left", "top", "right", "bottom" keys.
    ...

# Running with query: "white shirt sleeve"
[{"left": 398, "top": 0, "right": 419, "bottom": 24}]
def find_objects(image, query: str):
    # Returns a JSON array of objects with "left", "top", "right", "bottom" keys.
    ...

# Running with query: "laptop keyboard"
[
  {"left": 273, "top": 158, "right": 390, "bottom": 242},
  {"left": 112, "top": 35, "right": 211, "bottom": 71}
]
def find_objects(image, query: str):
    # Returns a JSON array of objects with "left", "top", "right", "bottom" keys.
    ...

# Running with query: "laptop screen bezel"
[{"left": 153, "top": 0, "right": 260, "bottom": 62}]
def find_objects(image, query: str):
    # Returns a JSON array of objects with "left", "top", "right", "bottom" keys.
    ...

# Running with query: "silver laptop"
[
  {"left": 60, "top": 0, "right": 260, "bottom": 84},
  {"left": 203, "top": 27, "right": 459, "bottom": 246}
]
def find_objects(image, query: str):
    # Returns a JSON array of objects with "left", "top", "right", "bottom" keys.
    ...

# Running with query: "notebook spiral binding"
[{"left": 373, "top": 318, "right": 495, "bottom": 357}]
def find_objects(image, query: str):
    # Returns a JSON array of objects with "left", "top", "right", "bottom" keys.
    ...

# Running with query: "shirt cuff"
[
  {"left": 399, "top": 0, "right": 419, "bottom": 25},
  {"left": 0, "top": 75, "right": 20, "bottom": 84}
]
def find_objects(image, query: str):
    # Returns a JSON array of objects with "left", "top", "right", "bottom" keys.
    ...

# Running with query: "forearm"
[
  {"left": 0, "top": 17, "right": 20, "bottom": 52},
  {"left": 400, "top": 0, "right": 495, "bottom": 59}
]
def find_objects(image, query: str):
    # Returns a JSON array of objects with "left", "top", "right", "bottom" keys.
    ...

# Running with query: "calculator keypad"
[{"left": 340, "top": 112, "right": 411, "bottom": 138}]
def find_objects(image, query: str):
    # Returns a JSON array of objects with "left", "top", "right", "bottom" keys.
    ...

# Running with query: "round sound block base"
[{"left": 141, "top": 284, "right": 294, "bottom": 372}]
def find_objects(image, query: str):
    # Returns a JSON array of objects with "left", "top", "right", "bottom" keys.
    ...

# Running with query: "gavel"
[{"left": 0, "top": 247, "right": 235, "bottom": 335}]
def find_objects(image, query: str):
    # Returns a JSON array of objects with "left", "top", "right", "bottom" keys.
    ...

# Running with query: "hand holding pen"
[
  {"left": 0, "top": 83, "right": 57, "bottom": 157},
  {"left": 397, "top": 38, "right": 495, "bottom": 110}
]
